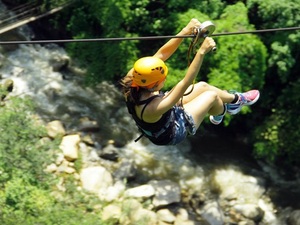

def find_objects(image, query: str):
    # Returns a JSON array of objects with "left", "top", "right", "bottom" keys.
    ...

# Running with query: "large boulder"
[
  {"left": 149, "top": 179, "right": 181, "bottom": 208},
  {"left": 59, "top": 134, "right": 80, "bottom": 161},
  {"left": 124, "top": 184, "right": 155, "bottom": 199},
  {"left": 46, "top": 120, "right": 66, "bottom": 138},
  {"left": 80, "top": 166, "right": 113, "bottom": 193}
]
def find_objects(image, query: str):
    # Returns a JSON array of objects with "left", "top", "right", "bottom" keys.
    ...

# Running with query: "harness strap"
[
  {"left": 140, "top": 110, "right": 174, "bottom": 138},
  {"left": 134, "top": 133, "right": 144, "bottom": 142},
  {"left": 129, "top": 92, "right": 173, "bottom": 142},
  {"left": 139, "top": 95, "right": 160, "bottom": 121}
]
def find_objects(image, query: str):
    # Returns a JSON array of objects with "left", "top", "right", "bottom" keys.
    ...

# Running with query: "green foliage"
[
  {"left": 189, "top": 0, "right": 226, "bottom": 19},
  {"left": 253, "top": 111, "right": 282, "bottom": 162},
  {"left": 247, "top": 0, "right": 300, "bottom": 82},
  {"left": 2, "top": 178, "right": 54, "bottom": 215},
  {"left": 0, "top": 97, "right": 51, "bottom": 184},
  {"left": 254, "top": 79, "right": 300, "bottom": 165},
  {"left": 65, "top": 1, "right": 138, "bottom": 84},
  {"left": 207, "top": 2, "right": 267, "bottom": 92},
  {"left": 268, "top": 42, "right": 295, "bottom": 83},
  {"left": 247, "top": 0, "right": 299, "bottom": 29},
  {"left": 64, "top": 0, "right": 226, "bottom": 85},
  {"left": 246, "top": 0, "right": 300, "bottom": 166},
  {"left": 156, "top": 10, "right": 204, "bottom": 89},
  {"left": 0, "top": 175, "right": 109, "bottom": 225},
  {"left": 162, "top": 4, "right": 267, "bottom": 95},
  {"left": 0, "top": 96, "right": 51, "bottom": 223},
  {"left": 163, "top": 68, "right": 186, "bottom": 91},
  {"left": 0, "top": 197, "right": 105, "bottom": 225},
  {"left": 0, "top": 96, "right": 110, "bottom": 224},
  {"left": 278, "top": 78, "right": 300, "bottom": 162}
]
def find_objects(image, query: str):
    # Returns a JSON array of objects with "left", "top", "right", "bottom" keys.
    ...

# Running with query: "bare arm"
[
  {"left": 153, "top": 18, "right": 201, "bottom": 61},
  {"left": 151, "top": 37, "right": 216, "bottom": 116}
]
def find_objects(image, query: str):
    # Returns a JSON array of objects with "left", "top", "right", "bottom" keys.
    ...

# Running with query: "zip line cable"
[{"left": 0, "top": 26, "right": 299, "bottom": 45}]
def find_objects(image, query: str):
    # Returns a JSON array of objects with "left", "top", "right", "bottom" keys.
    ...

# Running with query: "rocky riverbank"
[
  {"left": 1, "top": 74, "right": 300, "bottom": 224},
  {"left": 40, "top": 118, "right": 299, "bottom": 225}
]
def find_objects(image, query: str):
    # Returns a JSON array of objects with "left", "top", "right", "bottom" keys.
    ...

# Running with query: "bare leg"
[
  {"left": 183, "top": 90, "right": 224, "bottom": 129},
  {"left": 182, "top": 81, "right": 235, "bottom": 104}
]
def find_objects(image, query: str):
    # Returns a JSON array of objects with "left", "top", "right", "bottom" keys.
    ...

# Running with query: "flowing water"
[{"left": 1, "top": 41, "right": 136, "bottom": 140}]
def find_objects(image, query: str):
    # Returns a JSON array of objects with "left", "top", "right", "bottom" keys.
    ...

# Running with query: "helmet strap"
[{"left": 146, "top": 81, "right": 159, "bottom": 92}]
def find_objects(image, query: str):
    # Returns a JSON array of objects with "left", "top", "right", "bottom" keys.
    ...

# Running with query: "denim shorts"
[{"left": 169, "top": 106, "right": 196, "bottom": 145}]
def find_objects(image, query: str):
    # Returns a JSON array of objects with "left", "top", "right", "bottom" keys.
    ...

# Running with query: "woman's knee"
[
  {"left": 183, "top": 91, "right": 220, "bottom": 128},
  {"left": 195, "top": 81, "right": 209, "bottom": 90},
  {"left": 202, "top": 90, "right": 219, "bottom": 104}
]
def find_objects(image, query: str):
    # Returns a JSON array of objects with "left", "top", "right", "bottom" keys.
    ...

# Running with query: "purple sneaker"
[{"left": 227, "top": 90, "right": 260, "bottom": 115}]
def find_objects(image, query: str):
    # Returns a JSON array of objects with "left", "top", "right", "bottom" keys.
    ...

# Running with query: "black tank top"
[{"left": 126, "top": 94, "right": 175, "bottom": 145}]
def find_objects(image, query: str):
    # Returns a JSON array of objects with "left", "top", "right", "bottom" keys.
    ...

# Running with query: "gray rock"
[
  {"left": 46, "top": 120, "right": 66, "bottom": 138},
  {"left": 113, "top": 159, "right": 137, "bottom": 180},
  {"left": 233, "top": 204, "right": 264, "bottom": 222},
  {"left": 201, "top": 201, "right": 224, "bottom": 225},
  {"left": 124, "top": 184, "right": 155, "bottom": 199},
  {"left": 99, "top": 143, "right": 119, "bottom": 161},
  {"left": 149, "top": 180, "right": 181, "bottom": 207},
  {"left": 80, "top": 166, "right": 113, "bottom": 193},
  {"left": 287, "top": 210, "right": 300, "bottom": 225},
  {"left": 157, "top": 208, "right": 176, "bottom": 223}
]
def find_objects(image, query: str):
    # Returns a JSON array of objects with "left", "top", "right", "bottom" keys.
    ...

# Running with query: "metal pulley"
[{"left": 192, "top": 21, "right": 217, "bottom": 53}]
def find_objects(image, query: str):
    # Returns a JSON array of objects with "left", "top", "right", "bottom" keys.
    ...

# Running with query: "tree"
[
  {"left": 64, "top": 0, "right": 227, "bottom": 85},
  {"left": 247, "top": 0, "right": 300, "bottom": 166},
  {"left": 64, "top": 0, "right": 137, "bottom": 84},
  {"left": 207, "top": 2, "right": 267, "bottom": 92}
]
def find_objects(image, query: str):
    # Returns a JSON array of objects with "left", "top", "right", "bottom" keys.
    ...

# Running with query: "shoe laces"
[{"left": 238, "top": 93, "right": 247, "bottom": 104}]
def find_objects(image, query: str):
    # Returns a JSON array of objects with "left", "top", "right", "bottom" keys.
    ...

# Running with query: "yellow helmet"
[{"left": 132, "top": 56, "right": 168, "bottom": 88}]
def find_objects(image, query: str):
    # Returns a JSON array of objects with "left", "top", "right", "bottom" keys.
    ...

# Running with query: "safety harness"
[{"left": 126, "top": 94, "right": 175, "bottom": 145}]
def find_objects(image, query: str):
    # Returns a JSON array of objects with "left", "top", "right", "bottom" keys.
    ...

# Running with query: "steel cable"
[{"left": 0, "top": 26, "right": 299, "bottom": 45}]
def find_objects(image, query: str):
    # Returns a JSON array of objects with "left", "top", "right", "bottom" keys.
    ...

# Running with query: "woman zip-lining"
[{"left": 120, "top": 18, "right": 260, "bottom": 146}]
